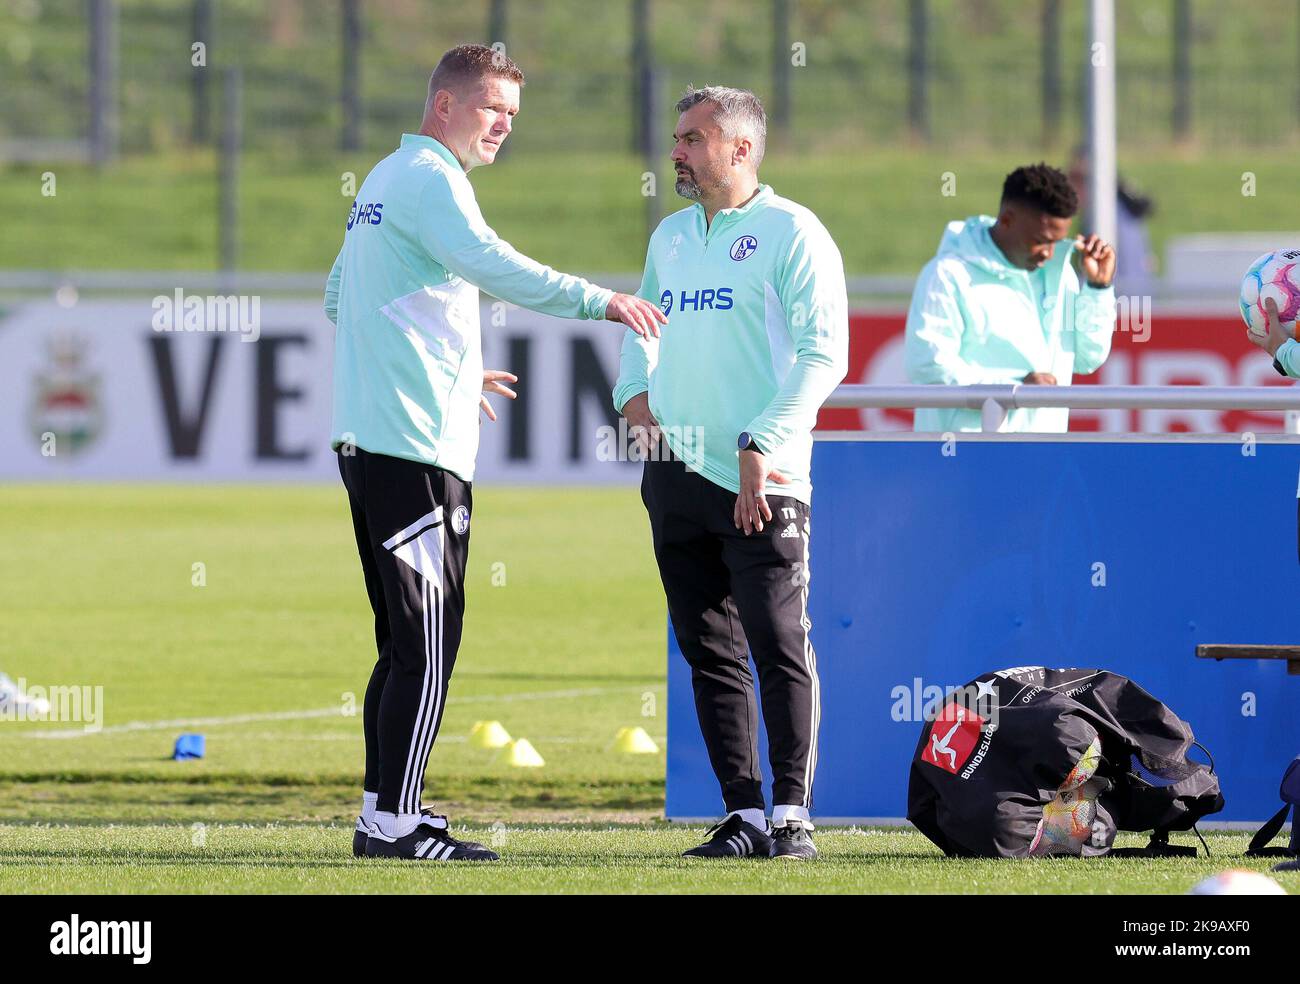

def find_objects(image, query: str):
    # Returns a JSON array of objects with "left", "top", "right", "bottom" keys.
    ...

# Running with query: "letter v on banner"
[{"left": 383, "top": 507, "right": 445, "bottom": 585}]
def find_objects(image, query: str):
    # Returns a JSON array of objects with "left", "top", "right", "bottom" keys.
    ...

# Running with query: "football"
[
  {"left": 1239, "top": 249, "right": 1300, "bottom": 338},
  {"left": 1189, "top": 870, "right": 1287, "bottom": 895},
  {"left": 1029, "top": 737, "right": 1105, "bottom": 857}
]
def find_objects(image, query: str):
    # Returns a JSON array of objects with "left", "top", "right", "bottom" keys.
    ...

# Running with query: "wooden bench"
[{"left": 1196, "top": 645, "right": 1300, "bottom": 676}]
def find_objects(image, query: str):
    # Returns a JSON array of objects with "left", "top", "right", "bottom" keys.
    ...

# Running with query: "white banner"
[{"left": 0, "top": 298, "right": 645, "bottom": 483}]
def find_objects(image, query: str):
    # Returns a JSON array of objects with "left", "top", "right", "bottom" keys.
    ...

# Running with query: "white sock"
[
  {"left": 772, "top": 804, "right": 812, "bottom": 828},
  {"left": 360, "top": 791, "right": 377, "bottom": 826},
  {"left": 373, "top": 810, "right": 422, "bottom": 840},
  {"left": 729, "top": 808, "right": 767, "bottom": 830}
]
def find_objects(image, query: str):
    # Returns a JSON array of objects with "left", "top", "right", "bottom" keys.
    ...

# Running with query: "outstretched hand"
[{"left": 605, "top": 292, "right": 667, "bottom": 339}]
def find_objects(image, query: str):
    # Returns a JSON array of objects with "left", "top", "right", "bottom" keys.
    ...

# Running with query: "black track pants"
[
  {"left": 338, "top": 447, "right": 471, "bottom": 817},
  {"left": 641, "top": 457, "right": 820, "bottom": 814}
]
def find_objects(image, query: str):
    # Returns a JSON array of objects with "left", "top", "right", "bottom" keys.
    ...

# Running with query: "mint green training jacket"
[
  {"left": 325, "top": 133, "right": 613, "bottom": 482},
  {"left": 612, "top": 185, "right": 849, "bottom": 505},
  {"left": 1275, "top": 339, "right": 1300, "bottom": 378},
  {"left": 904, "top": 215, "right": 1116, "bottom": 433}
]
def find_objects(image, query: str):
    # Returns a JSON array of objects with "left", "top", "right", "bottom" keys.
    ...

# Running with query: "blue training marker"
[{"left": 172, "top": 733, "right": 206, "bottom": 760}]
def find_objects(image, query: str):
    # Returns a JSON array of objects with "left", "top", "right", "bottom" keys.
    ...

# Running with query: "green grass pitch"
[
  {"left": 0, "top": 484, "right": 1288, "bottom": 894},
  {"left": 5, "top": 149, "right": 1300, "bottom": 279}
]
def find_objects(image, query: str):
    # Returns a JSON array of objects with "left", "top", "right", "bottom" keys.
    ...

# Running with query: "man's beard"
[{"left": 675, "top": 165, "right": 730, "bottom": 201}]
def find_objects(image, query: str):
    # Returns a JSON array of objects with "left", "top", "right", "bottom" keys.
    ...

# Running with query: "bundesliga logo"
[{"left": 921, "top": 703, "right": 985, "bottom": 775}]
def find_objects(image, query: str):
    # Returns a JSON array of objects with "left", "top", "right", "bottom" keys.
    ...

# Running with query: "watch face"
[{"left": 738, "top": 432, "right": 751, "bottom": 450}]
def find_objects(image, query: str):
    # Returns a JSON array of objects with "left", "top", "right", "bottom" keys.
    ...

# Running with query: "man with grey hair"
[{"left": 614, "top": 85, "right": 848, "bottom": 860}]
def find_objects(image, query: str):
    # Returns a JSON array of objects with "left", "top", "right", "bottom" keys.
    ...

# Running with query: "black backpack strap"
[
  {"left": 1191, "top": 740, "right": 1216, "bottom": 774},
  {"left": 1109, "top": 828, "right": 1200, "bottom": 858},
  {"left": 1246, "top": 803, "right": 1296, "bottom": 857},
  {"left": 1109, "top": 843, "right": 1198, "bottom": 858}
]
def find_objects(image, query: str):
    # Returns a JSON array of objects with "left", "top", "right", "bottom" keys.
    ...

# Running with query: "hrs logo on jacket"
[
  {"left": 660, "top": 287, "right": 734, "bottom": 313},
  {"left": 347, "top": 201, "right": 384, "bottom": 229},
  {"left": 921, "top": 702, "right": 986, "bottom": 775}
]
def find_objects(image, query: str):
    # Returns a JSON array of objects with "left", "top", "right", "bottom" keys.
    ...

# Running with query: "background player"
[{"left": 904, "top": 163, "right": 1116, "bottom": 433}]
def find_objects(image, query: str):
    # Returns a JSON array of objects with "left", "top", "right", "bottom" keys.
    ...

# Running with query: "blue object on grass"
[{"left": 172, "top": 733, "right": 205, "bottom": 760}]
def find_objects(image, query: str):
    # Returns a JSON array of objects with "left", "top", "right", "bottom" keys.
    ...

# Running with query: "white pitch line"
[
  {"left": 0, "top": 684, "right": 663, "bottom": 740},
  {"left": 208, "top": 733, "right": 668, "bottom": 745},
  {"left": 1, "top": 707, "right": 340, "bottom": 740}
]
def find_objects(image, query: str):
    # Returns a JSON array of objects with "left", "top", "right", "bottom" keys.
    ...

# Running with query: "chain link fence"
[{"left": 3, "top": 0, "right": 1300, "bottom": 161}]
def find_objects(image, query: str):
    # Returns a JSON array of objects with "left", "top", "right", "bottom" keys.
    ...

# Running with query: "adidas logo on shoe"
[{"left": 682, "top": 814, "right": 774, "bottom": 859}]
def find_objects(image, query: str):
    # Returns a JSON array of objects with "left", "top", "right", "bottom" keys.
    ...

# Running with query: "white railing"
[
  {"left": 0, "top": 270, "right": 916, "bottom": 297},
  {"left": 824, "top": 384, "right": 1300, "bottom": 433},
  {"left": 0, "top": 269, "right": 1240, "bottom": 301}
]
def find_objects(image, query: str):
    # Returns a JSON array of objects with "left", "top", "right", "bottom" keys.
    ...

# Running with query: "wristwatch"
[{"left": 737, "top": 432, "right": 765, "bottom": 454}]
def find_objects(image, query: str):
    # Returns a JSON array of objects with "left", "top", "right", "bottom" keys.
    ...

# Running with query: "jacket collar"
[
  {"left": 400, "top": 133, "right": 464, "bottom": 172},
  {"left": 696, "top": 183, "right": 773, "bottom": 232}
]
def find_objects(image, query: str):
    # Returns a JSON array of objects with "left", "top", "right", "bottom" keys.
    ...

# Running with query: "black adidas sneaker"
[
  {"left": 770, "top": 819, "right": 818, "bottom": 860},
  {"left": 352, "top": 816, "right": 372, "bottom": 858},
  {"left": 364, "top": 811, "right": 499, "bottom": 862},
  {"left": 682, "top": 814, "right": 773, "bottom": 858}
]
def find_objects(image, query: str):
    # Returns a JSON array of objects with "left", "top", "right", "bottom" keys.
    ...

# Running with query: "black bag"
[
  {"left": 1246, "top": 755, "right": 1299, "bottom": 858},
  {"left": 906, "top": 667, "right": 1224, "bottom": 858}
]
